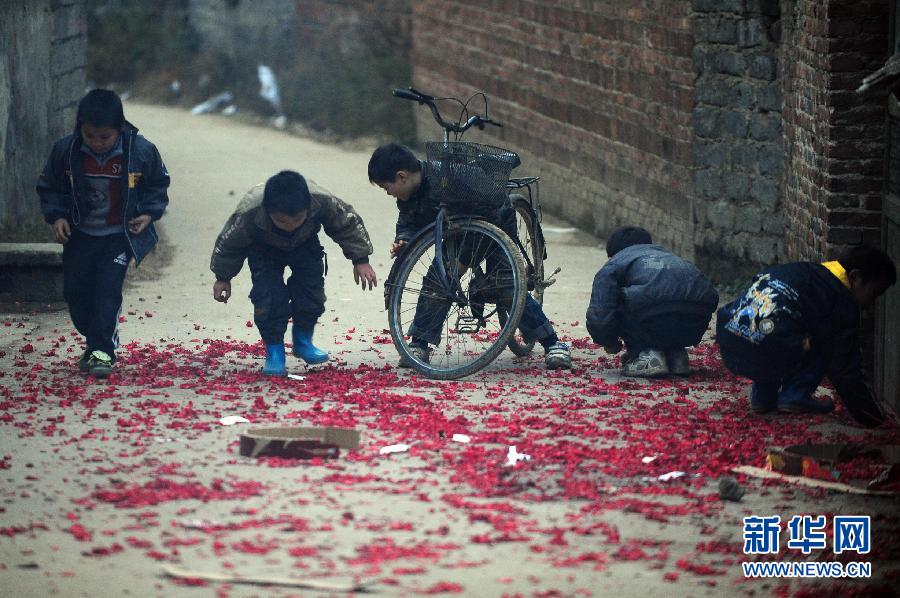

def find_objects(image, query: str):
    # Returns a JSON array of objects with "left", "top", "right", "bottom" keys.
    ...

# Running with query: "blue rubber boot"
[
  {"left": 263, "top": 343, "right": 287, "bottom": 376},
  {"left": 292, "top": 327, "right": 329, "bottom": 364}
]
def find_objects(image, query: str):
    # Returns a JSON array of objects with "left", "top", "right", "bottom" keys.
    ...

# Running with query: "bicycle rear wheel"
[
  {"left": 388, "top": 219, "right": 527, "bottom": 380},
  {"left": 502, "top": 196, "right": 546, "bottom": 357}
]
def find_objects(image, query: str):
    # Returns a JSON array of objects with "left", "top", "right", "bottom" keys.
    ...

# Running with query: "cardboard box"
[{"left": 239, "top": 426, "right": 360, "bottom": 459}]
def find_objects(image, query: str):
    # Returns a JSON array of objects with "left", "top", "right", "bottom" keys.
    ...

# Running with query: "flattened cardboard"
[
  {"left": 758, "top": 443, "right": 900, "bottom": 495},
  {"left": 239, "top": 426, "right": 360, "bottom": 459}
]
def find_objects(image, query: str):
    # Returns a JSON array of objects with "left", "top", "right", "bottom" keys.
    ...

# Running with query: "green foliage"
[
  {"left": 87, "top": 0, "right": 198, "bottom": 85},
  {"left": 278, "top": 30, "right": 415, "bottom": 143},
  {"left": 85, "top": 1, "right": 414, "bottom": 143}
]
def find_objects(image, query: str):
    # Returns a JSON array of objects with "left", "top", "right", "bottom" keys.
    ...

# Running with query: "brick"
[
  {"left": 826, "top": 210, "right": 882, "bottom": 227},
  {"left": 755, "top": 83, "right": 781, "bottom": 111},
  {"left": 693, "top": 17, "right": 738, "bottom": 44},
  {"left": 695, "top": 169, "right": 725, "bottom": 198},
  {"left": 51, "top": 68, "right": 85, "bottom": 111},
  {"left": 826, "top": 227, "right": 863, "bottom": 244},
  {"left": 757, "top": 146, "right": 784, "bottom": 175},
  {"left": 692, "top": 0, "right": 744, "bottom": 12},
  {"left": 735, "top": 205, "right": 763, "bottom": 232},
  {"left": 693, "top": 106, "right": 720, "bottom": 138},
  {"left": 749, "top": 113, "right": 781, "bottom": 140},
  {"left": 731, "top": 143, "right": 758, "bottom": 169},
  {"left": 695, "top": 141, "right": 730, "bottom": 168},
  {"left": 725, "top": 172, "right": 751, "bottom": 200},
  {"left": 50, "top": 37, "right": 86, "bottom": 76},
  {"left": 711, "top": 50, "right": 747, "bottom": 76},
  {"left": 737, "top": 18, "right": 767, "bottom": 48},
  {"left": 749, "top": 176, "right": 780, "bottom": 207},
  {"left": 706, "top": 201, "right": 735, "bottom": 228},
  {"left": 745, "top": 0, "right": 780, "bottom": 17},
  {"left": 53, "top": 3, "right": 86, "bottom": 40},
  {"left": 721, "top": 110, "right": 749, "bottom": 138},
  {"left": 748, "top": 54, "right": 777, "bottom": 80},
  {"left": 747, "top": 236, "right": 778, "bottom": 263},
  {"left": 762, "top": 212, "right": 783, "bottom": 234}
]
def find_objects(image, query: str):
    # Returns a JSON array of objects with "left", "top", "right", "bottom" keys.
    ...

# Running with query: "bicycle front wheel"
[
  {"left": 388, "top": 219, "right": 527, "bottom": 380},
  {"left": 502, "top": 196, "right": 546, "bottom": 357}
]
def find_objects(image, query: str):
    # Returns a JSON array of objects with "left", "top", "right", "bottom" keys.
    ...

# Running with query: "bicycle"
[{"left": 384, "top": 87, "right": 557, "bottom": 380}]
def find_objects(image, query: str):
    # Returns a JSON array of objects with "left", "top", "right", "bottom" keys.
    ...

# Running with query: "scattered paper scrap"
[
  {"left": 287, "top": 374, "right": 305, "bottom": 381},
  {"left": 505, "top": 446, "right": 531, "bottom": 467},
  {"left": 657, "top": 471, "right": 686, "bottom": 482},
  {"left": 220, "top": 416, "right": 250, "bottom": 426},
  {"left": 451, "top": 434, "right": 471, "bottom": 443},
  {"left": 191, "top": 92, "right": 233, "bottom": 115},
  {"left": 641, "top": 455, "right": 658, "bottom": 464},
  {"left": 379, "top": 443, "right": 411, "bottom": 455}
]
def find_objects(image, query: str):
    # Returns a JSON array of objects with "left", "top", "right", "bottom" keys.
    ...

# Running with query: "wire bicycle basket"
[{"left": 425, "top": 142, "right": 521, "bottom": 210}]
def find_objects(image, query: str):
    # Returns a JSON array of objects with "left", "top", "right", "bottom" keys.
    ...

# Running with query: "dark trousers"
[
  {"left": 408, "top": 235, "right": 554, "bottom": 345},
  {"left": 248, "top": 239, "right": 326, "bottom": 345},
  {"left": 62, "top": 230, "right": 131, "bottom": 356},
  {"left": 621, "top": 312, "right": 710, "bottom": 354},
  {"left": 410, "top": 291, "right": 553, "bottom": 346},
  {"left": 750, "top": 351, "right": 828, "bottom": 406}
]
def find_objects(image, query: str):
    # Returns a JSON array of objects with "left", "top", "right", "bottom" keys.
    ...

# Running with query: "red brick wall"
[
  {"left": 781, "top": 0, "right": 890, "bottom": 262},
  {"left": 409, "top": 0, "right": 697, "bottom": 257}
]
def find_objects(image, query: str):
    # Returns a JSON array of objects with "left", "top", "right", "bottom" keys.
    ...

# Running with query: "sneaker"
[
  {"left": 398, "top": 344, "right": 430, "bottom": 368},
  {"left": 665, "top": 348, "right": 690, "bottom": 377},
  {"left": 778, "top": 396, "right": 835, "bottom": 415},
  {"left": 750, "top": 382, "right": 779, "bottom": 414},
  {"left": 78, "top": 350, "right": 92, "bottom": 372},
  {"left": 544, "top": 342, "right": 572, "bottom": 370},
  {"left": 623, "top": 349, "right": 668, "bottom": 377},
  {"left": 86, "top": 350, "right": 114, "bottom": 379}
]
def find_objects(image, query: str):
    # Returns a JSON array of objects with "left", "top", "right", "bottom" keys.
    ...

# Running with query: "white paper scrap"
[
  {"left": 451, "top": 434, "right": 471, "bottom": 443},
  {"left": 219, "top": 416, "right": 250, "bottom": 426},
  {"left": 657, "top": 471, "right": 686, "bottom": 482},
  {"left": 641, "top": 455, "right": 658, "bottom": 464},
  {"left": 379, "top": 443, "right": 411, "bottom": 455},
  {"left": 287, "top": 374, "right": 305, "bottom": 381},
  {"left": 505, "top": 445, "right": 531, "bottom": 467}
]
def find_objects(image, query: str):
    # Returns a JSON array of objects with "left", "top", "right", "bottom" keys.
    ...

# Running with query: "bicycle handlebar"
[
  {"left": 392, "top": 88, "right": 425, "bottom": 102},
  {"left": 392, "top": 87, "right": 502, "bottom": 135}
]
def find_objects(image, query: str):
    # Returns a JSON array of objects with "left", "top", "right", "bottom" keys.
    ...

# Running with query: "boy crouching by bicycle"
[
  {"left": 210, "top": 170, "right": 377, "bottom": 376},
  {"left": 367, "top": 142, "right": 571, "bottom": 370}
]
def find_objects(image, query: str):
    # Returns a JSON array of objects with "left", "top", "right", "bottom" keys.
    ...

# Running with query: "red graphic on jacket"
[{"left": 82, "top": 152, "right": 124, "bottom": 228}]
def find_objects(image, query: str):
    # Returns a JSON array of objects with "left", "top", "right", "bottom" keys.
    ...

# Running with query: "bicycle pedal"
[
  {"left": 455, "top": 315, "right": 482, "bottom": 334},
  {"left": 538, "top": 266, "right": 562, "bottom": 289}
]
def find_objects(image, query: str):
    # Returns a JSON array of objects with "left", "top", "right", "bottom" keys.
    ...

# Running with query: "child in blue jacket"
[
  {"left": 586, "top": 226, "right": 719, "bottom": 377},
  {"left": 716, "top": 245, "right": 895, "bottom": 427},
  {"left": 36, "top": 89, "right": 170, "bottom": 378}
]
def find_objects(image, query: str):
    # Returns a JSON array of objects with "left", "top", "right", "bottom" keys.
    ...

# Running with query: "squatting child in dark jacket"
[
  {"left": 36, "top": 89, "right": 170, "bottom": 378},
  {"left": 716, "top": 245, "right": 896, "bottom": 427},
  {"left": 586, "top": 226, "right": 719, "bottom": 377},
  {"left": 210, "top": 170, "right": 377, "bottom": 376},
  {"left": 367, "top": 142, "right": 571, "bottom": 370}
]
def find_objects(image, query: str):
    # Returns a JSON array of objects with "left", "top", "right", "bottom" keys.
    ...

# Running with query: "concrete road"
[{"left": 1, "top": 103, "right": 896, "bottom": 598}]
